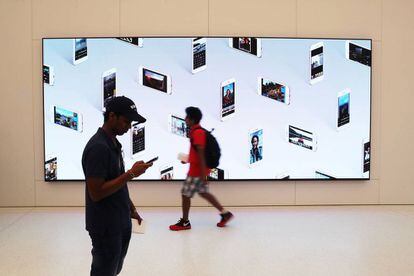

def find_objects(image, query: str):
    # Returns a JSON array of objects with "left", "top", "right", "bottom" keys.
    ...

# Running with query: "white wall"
[{"left": 0, "top": 0, "right": 413, "bottom": 207}]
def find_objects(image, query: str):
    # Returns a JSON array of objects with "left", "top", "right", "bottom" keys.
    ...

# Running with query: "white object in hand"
[
  {"left": 177, "top": 153, "right": 189, "bottom": 163},
  {"left": 131, "top": 218, "right": 146, "bottom": 234}
]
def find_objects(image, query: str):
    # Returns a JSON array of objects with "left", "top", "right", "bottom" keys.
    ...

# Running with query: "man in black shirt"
[{"left": 82, "top": 96, "right": 152, "bottom": 276}]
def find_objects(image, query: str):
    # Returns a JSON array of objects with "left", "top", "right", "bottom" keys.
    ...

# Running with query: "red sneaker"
[
  {"left": 169, "top": 218, "right": 191, "bottom": 231},
  {"left": 217, "top": 212, "right": 234, "bottom": 227}
]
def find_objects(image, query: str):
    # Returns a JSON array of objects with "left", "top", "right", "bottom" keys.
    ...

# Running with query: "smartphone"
[
  {"left": 228, "top": 37, "right": 262, "bottom": 57},
  {"left": 131, "top": 122, "right": 145, "bottom": 158},
  {"left": 287, "top": 125, "right": 317, "bottom": 151},
  {"left": 192, "top": 37, "right": 207, "bottom": 73},
  {"left": 169, "top": 114, "right": 188, "bottom": 137},
  {"left": 51, "top": 106, "right": 83, "bottom": 132},
  {"left": 73, "top": 38, "right": 88, "bottom": 65},
  {"left": 139, "top": 66, "right": 172, "bottom": 94},
  {"left": 362, "top": 139, "right": 371, "bottom": 177},
  {"left": 310, "top": 42, "right": 324, "bottom": 84},
  {"left": 337, "top": 89, "right": 351, "bottom": 129},
  {"left": 44, "top": 156, "right": 57, "bottom": 181},
  {"left": 117, "top": 37, "right": 143, "bottom": 47},
  {"left": 257, "top": 77, "right": 290, "bottom": 104},
  {"left": 346, "top": 40, "right": 371, "bottom": 67},
  {"left": 131, "top": 218, "right": 146, "bottom": 234},
  {"left": 249, "top": 128, "right": 264, "bottom": 165},
  {"left": 43, "top": 64, "right": 55, "bottom": 85},
  {"left": 220, "top": 78, "right": 236, "bottom": 121},
  {"left": 160, "top": 166, "right": 174, "bottom": 180},
  {"left": 102, "top": 68, "right": 116, "bottom": 111},
  {"left": 207, "top": 168, "right": 225, "bottom": 181},
  {"left": 146, "top": 156, "right": 158, "bottom": 164}
]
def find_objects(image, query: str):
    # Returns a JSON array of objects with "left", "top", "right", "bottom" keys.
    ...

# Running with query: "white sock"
[{"left": 221, "top": 209, "right": 228, "bottom": 214}]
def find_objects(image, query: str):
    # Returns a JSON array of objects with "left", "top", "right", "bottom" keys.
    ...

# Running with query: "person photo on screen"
[
  {"left": 223, "top": 88, "right": 234, "bottom": 106},
  {"left": 169, "top": 106, "right": 234, "bottom": 231},
  {"left": 250, "top": 134, "right": 263, "bottom": 164},
  {"left": 82, "top": 96, "right": 153, "bottom": 276}
]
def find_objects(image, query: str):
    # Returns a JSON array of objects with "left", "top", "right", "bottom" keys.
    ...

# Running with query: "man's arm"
[
  {"left": 129, "top": 198, "right": 136, "bottom": 213},
  {"left": 86, "top": 173, "right": 131, "bottom": 202},
  {"left": 87, "top": 161, "right": 152, "bottom": 202},
  {"left": 129, "top": 198, "right": 142, "bottom": 224}
]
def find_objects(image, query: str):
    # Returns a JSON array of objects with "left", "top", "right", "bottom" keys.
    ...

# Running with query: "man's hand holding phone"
[{"left": 127, "top": 161, "right": 152, "bottom": 179}]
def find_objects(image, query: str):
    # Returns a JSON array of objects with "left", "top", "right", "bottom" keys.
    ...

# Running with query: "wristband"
[{"left": 127, "top": 170, "right": 136, "bottom": 179}]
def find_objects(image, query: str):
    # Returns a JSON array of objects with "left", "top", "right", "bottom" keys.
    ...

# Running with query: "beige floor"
[{"left": 1, "top": 206, "right": 414, "bottom": 276}]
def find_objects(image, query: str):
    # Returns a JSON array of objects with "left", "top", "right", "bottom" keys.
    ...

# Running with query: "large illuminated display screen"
[{"left": 43, "top": 37, "right": 371, "bottom": 181}]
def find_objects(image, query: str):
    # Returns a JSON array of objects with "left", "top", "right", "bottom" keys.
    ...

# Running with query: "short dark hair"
[{"left": 185, "top": 106, "right": 202, "bottom": 124}]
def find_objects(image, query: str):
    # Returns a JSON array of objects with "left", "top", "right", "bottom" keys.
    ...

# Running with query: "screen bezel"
[
  {"left": 160, "top": 165, "right": 174, "bottom": 180},
  {"left": 315, "top": 170, "right": 336, "bottom": 179},
  {"left": 131, "top": 122, "right": 145, "bottom": 157},
  {"left": 140, "top": 66, "right": 171, "bottom": 94},
  {"left": 42, "top": 36, "right": 372, "bottom": 182},
  {"left": 229, "top": 37, "right": 262, "bottom": 57},
  {"left": 346, "top": 40, "right": 372, "bottom": 66},
  {"left": 53, "top": 106, "right": 82, "bottom": 132},
  {"left": 337, "top": 89, "right": 351, "bottom": 129},
  {"left": 363, "top": 140, "right": 371, "bottom": 174},
  {"left": 73, "top": 38, "right": 88, "bottom": 64},
  {"left": 287, "top": 125, "right": 317, "bottom": 152},
  {"left": 310, "top": 42, "right": 324, "bottom": 84},
  {"left": 249, "top": 128, "right": 264, "bottom": 167},
  {"left": 220, "top": 78, "right": 236, "bottom": 120},
  {"left": 169, "top": 114, "right": 188, "bottom": 137},
  {"left": 258, "top": 77, "right": 290, "bottom": 105},
  {"left": 192, "top": 37, "right": 207, "bottom": 73},
  {"left": 102, "top": 68, "right": 117, "bottom": 111},
  {"left": 44, "top": 156, "right": 58, "bottom": 181}
]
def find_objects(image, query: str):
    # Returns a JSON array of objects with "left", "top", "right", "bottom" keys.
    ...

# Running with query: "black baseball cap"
[{"left": 105, "top": 96, "right": 146, "bottom": 123}]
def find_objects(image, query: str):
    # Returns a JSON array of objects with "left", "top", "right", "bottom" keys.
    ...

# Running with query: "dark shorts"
[
  {"left": 89, "top": 227, "right": 131, "bottom": 276},
  {"left": 181, "top": 176, "right": 209, "bottom": 198}
]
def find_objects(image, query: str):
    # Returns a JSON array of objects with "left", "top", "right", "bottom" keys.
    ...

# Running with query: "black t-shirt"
[{"left": 82, "top": 128, "right": 131, "bottom": 234}]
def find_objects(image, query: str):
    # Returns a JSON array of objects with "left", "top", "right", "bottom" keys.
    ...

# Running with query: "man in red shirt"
[{"left": 170, "top": 107, "right": 233, "bottom": 231}]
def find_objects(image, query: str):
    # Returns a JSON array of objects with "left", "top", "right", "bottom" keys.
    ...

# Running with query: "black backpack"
[{"left": 192, "top": 127, "right": 221, "bottom": 169}]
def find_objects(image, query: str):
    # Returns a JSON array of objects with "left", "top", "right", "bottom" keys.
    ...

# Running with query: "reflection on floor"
[{"left": 1, "top": 206, "right": 414, "bottom": 276}]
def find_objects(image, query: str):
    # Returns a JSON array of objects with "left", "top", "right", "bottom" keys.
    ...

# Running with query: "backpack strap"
[{"left": 190, "top": 126, "right": 206, "bottom": 150}]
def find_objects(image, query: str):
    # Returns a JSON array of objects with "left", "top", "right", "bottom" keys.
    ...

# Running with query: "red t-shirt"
[{"left": 187, "top": 124, "right": 211, "bottom": 177}]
